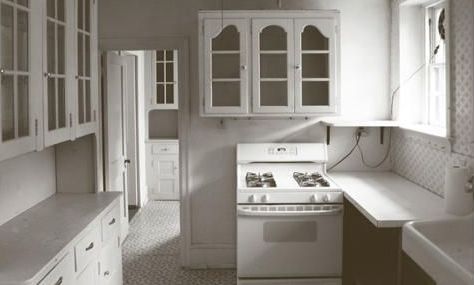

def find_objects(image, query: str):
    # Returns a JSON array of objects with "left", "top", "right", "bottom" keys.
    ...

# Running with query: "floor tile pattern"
[{"left": 123, "top": 201, "right": 236, "bottom": 285}]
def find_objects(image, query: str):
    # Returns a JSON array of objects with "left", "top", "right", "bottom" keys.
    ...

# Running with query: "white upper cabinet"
[
  {"left": 0, "top": 0, "right": 99, "bottom": 161},
  {"left": 75, "top": 0, "right": 98, "bottom": 137},
  {"left": 199, "top": 10, "right": 340, "bottom": 117},
  {"left": 252, "top": 19, "right": 294, "bottom": 114},
  {"left": 203, "top": 18, "right": 249, "bottom": 114},
  {"left": 150, "top": 49, "right": 179, "bottom": 110},
  {"left": 294, "top": 19, "right": 338, "bottom": 114},
  {"left": 0, "top": 0, "right": 42, "bottom": 161}
]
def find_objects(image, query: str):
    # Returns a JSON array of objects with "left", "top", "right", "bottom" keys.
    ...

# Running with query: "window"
[
  {"left": 398, "top": 0, "right": 449, "bottom": 138},
  {"left": 425, "top": 2, "right": 447, "bottom": 129}
]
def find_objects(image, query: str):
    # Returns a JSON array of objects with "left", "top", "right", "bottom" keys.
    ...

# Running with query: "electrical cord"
[{"left": 328, "top": 47, "right": 440, "bottom": 170}]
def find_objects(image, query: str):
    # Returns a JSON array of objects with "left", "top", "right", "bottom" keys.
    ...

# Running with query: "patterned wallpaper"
[{"left": 390, "top": 0, "right": 474, "bottom": 196}]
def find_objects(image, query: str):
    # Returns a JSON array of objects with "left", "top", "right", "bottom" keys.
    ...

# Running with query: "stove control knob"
[
  {"left": 322, "top": 194, "right": 330, "bottom": 203},
  {"left": 262, "top": 195, "right": 270, "bottom": 203},
  {"left": 248, "top": 195, "right": 257, "bottom": 203},
  {"left": 310, "top": 194, "right": 318, "bottom": 203}
]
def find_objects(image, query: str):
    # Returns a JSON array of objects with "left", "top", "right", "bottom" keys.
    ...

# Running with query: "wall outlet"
[{"left": 356, "top": 127, "right": 369, "bottom": 137}]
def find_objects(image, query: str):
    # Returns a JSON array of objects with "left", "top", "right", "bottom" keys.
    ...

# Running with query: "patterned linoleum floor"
[{"left": 122, "top": 201, "right": 236, "bottom": 285}]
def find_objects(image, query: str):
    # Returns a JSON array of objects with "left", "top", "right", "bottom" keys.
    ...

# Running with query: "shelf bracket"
[{"left": 326, "top": 126, "right": 331, "bottom": 145}]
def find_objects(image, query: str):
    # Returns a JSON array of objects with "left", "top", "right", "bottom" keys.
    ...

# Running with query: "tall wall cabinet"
[
  {"left": 199, "top": 10, "right": 340, "bottom": 117},
  {"left": 0, "top": 0, "right": 98, "bottom": 161}
]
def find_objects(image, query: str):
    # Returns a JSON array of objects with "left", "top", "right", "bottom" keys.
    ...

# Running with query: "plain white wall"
[
  {"left": 0, "top": 148, "right": 56, "bottom": 225},
  {"left": 99, "top": 0, "right": 392, "bottom": 266}
]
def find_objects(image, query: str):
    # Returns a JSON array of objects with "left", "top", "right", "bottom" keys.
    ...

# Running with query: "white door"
[
  {"left": 103, "top": 52, "right": 129, "bottom": 240},
  {"left": 294, "top": 19, "right": 338, "bottom": 114},
  {"left": 148, "top": 155, "right": 179, "bottom": 200},
  {"left": 252, "top": 19, "right": 295, "bottom": 114},
  {"left": 203, "top": 18, "right": 250, "bottom": 114}
]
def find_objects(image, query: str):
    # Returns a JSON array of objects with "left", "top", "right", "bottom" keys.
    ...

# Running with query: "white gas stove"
[{"left": 236, "top": 143, "right": 343, "bottom": 285}]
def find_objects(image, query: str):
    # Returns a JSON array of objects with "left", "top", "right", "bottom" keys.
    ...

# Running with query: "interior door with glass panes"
[
  {"left": 75, "top": 0, "right": 97, "bottom": 137},
  {"left": 295, "top": 19, "right": 338, "bottom": 113},
  {"left": 0, "top": 0, "right": 41, "bottom": 161},
  {"left": 152, "top": 49, "right": 178, "bottom": 109},
  {"left": 252, "top": 19, "right": 294, "bottom": 114},
  {"left": 203, "top": 19, "right": 249, "bottom": 114},
  {"left": 43, "top": 0, "right": 73, "bottom": 146}
]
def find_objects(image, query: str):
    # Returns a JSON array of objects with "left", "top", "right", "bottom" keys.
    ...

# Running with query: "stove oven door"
[{"left": 237, "top": 204, "right": 343, "bottom": 279}]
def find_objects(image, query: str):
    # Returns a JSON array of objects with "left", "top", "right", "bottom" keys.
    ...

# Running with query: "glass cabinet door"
[
  {"left": 76, "top": 0, "right": 94, "bottom": 127},
  {"left": 252, "top": 19, "right": 294, "bottom": 113},
  {"left": 44, "top": 0, "right": 69, "bottom": 146},
  {"left": 203, "top": 19, "right": 249, "bottom": 114},
  {"left": 294, "top": 19, "right": 338, "bottom": 113},
  {"left": 153, "top": 49, "right": 178, "bottom": 109},
  {"left": 0, "top": 0, "right": 35, "bottom": 154}
]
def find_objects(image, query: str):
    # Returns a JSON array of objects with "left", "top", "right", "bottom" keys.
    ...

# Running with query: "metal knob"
[
  {"left": 0, "top": 69, "right": 5, "bottom": 74},
  {"left": 44, "top": 72, "right": 52, "bottom": 78},
  {"left": 295, "top": 65, "right": 301, "bottom": 70},
  {"left": 322, "top": 194, "right": 330, "bottom": 203},
  {"left": 241, "top": 65, "right": 247, "bottom": 70},
  {"left": 248, "top": 195, "right": 257, "bottom": 203},
  {"left": 262, "top": 194, "right": 270, "bottom": 203},
  {"left": 310, "top": 194, "right": 318, "bottom": 203}
]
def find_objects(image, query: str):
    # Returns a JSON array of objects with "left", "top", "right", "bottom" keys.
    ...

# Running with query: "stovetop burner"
[
  {"left": 246, "top": 172, "right": 277, "bottom": 188},
  {"left": 293, "top": 172, "right": 330, "bottom": 187}
]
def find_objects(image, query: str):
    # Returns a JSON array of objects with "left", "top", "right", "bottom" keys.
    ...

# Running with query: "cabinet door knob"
[
  {"left": 85, "top": 242, "right": 94, "bottom": 251},
  {"left": 109, "top": 218, "right": 116, "bottom": 225},
  {"left": 0, "top": 69, "right": 5, "bottom": 74},
  {"left": 104, "top": 270, "right": 110, "bottom": 276},
  {"left": 241, "top": 65, "right": 247, "bottom": 70},
  {"left": 295, "top": 65, "right": 301, "bottom": 70},
  {"left": 54, "top": 277, "right": 63, "bottom": 285},
  {"left": 44, "top": 72, "right": 52, "bottom": 78}
]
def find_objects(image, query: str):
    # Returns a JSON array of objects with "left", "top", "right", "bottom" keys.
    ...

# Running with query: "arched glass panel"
[
  {"left": 212, "top": 25, "right": 239, "bottom": 51},
  {"left": 260, "top": 25, "right": 286, "bottom": 50},
  {"left": 302, "top": 25, "right": 328, "bottom": 51}
]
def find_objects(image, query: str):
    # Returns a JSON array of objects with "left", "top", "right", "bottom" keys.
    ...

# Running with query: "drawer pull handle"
[
  {"left": 54, "top": 276, "right": 63, "bottom": 285},
  {"left": 104, "top": 270, "right": 111, "bottom": 276},
  {"left": 85, "top": 242, "right": 94, "bottom": 251},
  {"left": 161, "top": 148, "right": 168, "bottom": 151},
  {"left": 108, "top": 218, "right": 116, "bottom": 225}
]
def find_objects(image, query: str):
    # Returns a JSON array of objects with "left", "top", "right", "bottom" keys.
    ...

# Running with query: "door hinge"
[{"left": 34, "top": 119, "right": 38, "bottom": 136}]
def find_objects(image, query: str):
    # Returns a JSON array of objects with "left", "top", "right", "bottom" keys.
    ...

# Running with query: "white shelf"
[{"left": 321, "top": 119, "right": 400, "bottom": 127}]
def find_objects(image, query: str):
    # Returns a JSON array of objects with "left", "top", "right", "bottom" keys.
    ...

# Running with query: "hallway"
[{"left": 122, "top": 201, "right": 236, "bottom": 284}]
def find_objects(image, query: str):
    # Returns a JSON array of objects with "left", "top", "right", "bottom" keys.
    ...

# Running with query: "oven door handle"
[{"left": 237, "top": 207, "right": 342, "bottom": 217}]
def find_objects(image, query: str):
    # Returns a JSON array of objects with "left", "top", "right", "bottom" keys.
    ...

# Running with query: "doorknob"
[{"left": 124, "top": 159, "right": 131, "bottom": 164}]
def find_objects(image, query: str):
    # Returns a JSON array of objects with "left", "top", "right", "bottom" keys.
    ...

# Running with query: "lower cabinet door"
[
  {"left": 38, "top": 253, "right": 75, "bottom": 285},
  {"left": 77, "top": 261, "right": 99, "bottom": 285},
  {"left": 99, "top": 241, "right": 123, "bottom": 285}
]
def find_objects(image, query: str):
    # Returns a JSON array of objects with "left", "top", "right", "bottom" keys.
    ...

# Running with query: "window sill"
[{"left": 398, "top": 124, "right": 451, "bottom": 151}]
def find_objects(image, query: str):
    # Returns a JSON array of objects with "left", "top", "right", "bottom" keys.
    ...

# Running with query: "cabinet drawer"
[
  {"left": 99, "top": 242, "right": 122, "bottom": 285},
  {"left": 74, "top": 226, "right": 100, "bottom": 274},
  {"left": 38, "top": 253, "right": 74, "bottom": 285},
  {"left": 151, "top": 143, "right": 179, "bottom": 154},
  {"left": 101, "top": 205, "right": 120, "bottom": 244}
]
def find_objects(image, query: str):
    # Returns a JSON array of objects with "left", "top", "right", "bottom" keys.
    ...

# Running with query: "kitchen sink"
[{"left": 402, "top": 214, "right": 474, "bottom": 285}]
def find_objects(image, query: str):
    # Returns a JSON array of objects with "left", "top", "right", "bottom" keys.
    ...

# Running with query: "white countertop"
[
  {"left": 330, "top": 171, "right": 454, "bottom": 228},
  {"left": 0, "top": 192, "right": 121, "bottom": 284}
]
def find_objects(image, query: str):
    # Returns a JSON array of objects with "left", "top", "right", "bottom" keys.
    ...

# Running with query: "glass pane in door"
[
  {"left": 57, "top": 25, "right": 65, "bottom": 74},
  {"left": 84, "top": 0, "right": 90, "bottom": 32},
  {"left": 260, "top": 81, "right": 287, "bottom": 106},
  {"left": 47, "top": 0, "right": 55, "bottom": 18},
  {"left": 302, "top": 26, "right": 329, "bottom": 50},
  {"left": 212, "top": 54, "right": 239, "bottom": 78},
  {"left": 16, "top": 0, "right": 28, "bottom": 7},
  {"left": 17, "top": 9, "right": 28, "bottom": 72},
  {"left": 302, "top": 54, "right": 329, "bottom": 78},
  {"left": 48, "top": 78, "right": 56, "bottom": 130},
  {"left": 77, "top": 34, "right": 83, "bottom": 76},
  {"left": 17, "top": 76, "right": 28, "bottom": 137},
  {"left": 85, "top": 80, "right": 91, "bottom": 122},
  {"left": 165, "top": 84, "right": 174, "bottom": 104},
  {"left": 47, "top": 21, "right": 56, "bottom": 73},
  {"left": 1, "top": 4, "right": 14, "bottom": 70},
  {"left": 260, "top": 25, "right": 286, "bottom": 51},
  {"left": 302, "top": 81, "right": 329, "bottom": 106},
  {"left": 77, "top": 0, "right": 83, "bottom": 30},
  {"left": 156, "top": 84, "right": 164, "bottom": 104},
  {"left": 212, "top": 81, "right": 240, "bottom": 107},
  {"left": 156, "top": 63, "right": 164, "bottom": 82},
  {"left": 57, "top": 0, "right": 65, "bottom": 21},
  {"left": 260, "top": 54, "right": 286, "bottom": 78},
  {"left": 1, "top": 75, "right": 14, "bottom": 141},
  {"left": 165, "top": 63, "right": 173, "bottom": 81},
  {"left": 212, "top": 25, "right": 239, "bottom": 51},
  {"left": 84, "top": 35, "right": 90, "bottom": 77},
  {"left": 57, "top": 78, "right": 66, "bottom": 128},
  {"left": 78, "top": 80, "right": 84, "bottom": 124}
]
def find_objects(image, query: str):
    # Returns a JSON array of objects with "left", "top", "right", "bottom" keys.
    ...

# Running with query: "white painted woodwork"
[
  {"left": 199, "top": 11, "right": 340, "bottom": 117},
  {"left": 203, "top": 18, "right": 250, "bottom": 114},
  {"left": 0, "top": 0, "right": 42, "bottom": 161},
  {"left": 103, "top": 52, "right": 129, "bottom": 241},
  {"left": 146, "top": 140, "right": 180, "bottom": 200},
  {"left": 0, "top": 193, "right": 122, "bottom": 285},
  {"left": 146, "top": 50, "right": 179, "bottom": 110},
  {"left": 0, "top": 0, "right": 100, "bottom": 162},
  {"left": 252, "top": 18, "right": 295, "bottom": 114}
]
